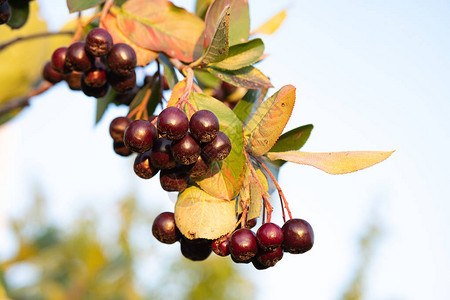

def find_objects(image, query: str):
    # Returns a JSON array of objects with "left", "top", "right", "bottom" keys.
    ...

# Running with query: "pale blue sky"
[{"left": 1, "top": 0, "right": 449, "bottom": 299}]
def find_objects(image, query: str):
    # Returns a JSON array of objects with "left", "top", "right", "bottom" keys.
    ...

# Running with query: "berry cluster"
[
  {"left": 109, "top": 107, "right": 232, "bottom": 192},
  {"left": 152, "top": 211, "right": 314, "bottom": 270},
  {"left": 0, "top": 0, "right": 11, "bottom": 25},
  {"left": 42, "top": 28, "right": 137, "bottom": 98}
]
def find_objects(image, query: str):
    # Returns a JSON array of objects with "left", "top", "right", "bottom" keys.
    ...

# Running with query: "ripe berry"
[
  {"left": 180, "top": 237, "right": 212, "bottom": 261},
  {"left": 189, "top": 110, "right": 219, "bottom": 143},
  {"left": 134, "top": 151, "right": 159, "bottom": 179},
  {"left": 211, "top": 236, "right": 230, "bottom": 257},
  {"left": 65, "top": 41, "right": 94, "bottom": 72},
  {"left": 152, "top": 212, "right": 181, "bottom": 244},
  {"left": 107, "top": 43, "right": 137, "bottom": 76},
  {"left": 256, "top": 246, "right": 284, "bottom": 268},
  {"left": 42, "top": 62, "right": 63, "bottom": 84},
  {"left": 107, "top": 70, "right": 136, "bottom": 93},
  {"left": 159, "top": 167, "right": 189, "bottom": 192},
  {"left": 229, "top": 228, "right": 258, "bottom": 263},
  {"left": 82, "top": 64, "right": 107, "bottom": 88},
  {"left": 246, "top": 218, "right": 257, "bottom": 229},
  {"left": 186, "top": 155, "right": 210, "bottom": 179},
  {"left": 123, "top": 120, "right": 156, "bottom": 153},
  {"left": 252, "top": 258, "right": 270, "bottom": 270},
  {"left": 171, "top": 133, "right": 201, "bottom": 165},
  {"left": 109, "top": 116, "right": 132, "bottom": 142},
  {"left": 51, "top": 47, "right": 69, "bottom": 73},
  {"left": 64, "top": 71, "right": 82, "bottom": 91},
  {"left": 85, "top": 28, "right": 113, "bottom": 57},
  {"left": 113, "top": 141, "right": 132, "bottom": 157},
  {"left": 202, "top": 131, "right": 231, "bottom": 162},
  {"left": 157, "top": 107, "right": 189, "bottom": 140},
  {"left": 256, "top": 222, "right": 284, "bottom": 251},
  {"left": 150, "top": 138, "right": 176, "bottom": 170},
  {"left": 282, "top": 218, "right": 314, "bottom": 254},
  {"left": 81, "top": 80, "right": 109, "bottom": 98},
  {"left": 0, "top": 2, "right": 11, "bottom": 25}
]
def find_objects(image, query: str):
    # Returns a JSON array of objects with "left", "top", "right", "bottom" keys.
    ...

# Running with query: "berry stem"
[
  {"left": 253, "top": 155, "right": 293, "bottom": 221},
  {"left": 100, "top": 0, "right": 114, "bottom": 26},
  {"left": 127, "top": 88, "right": 152, "bottom": 120},
  {"left": 71, "top": 12, "right": 101, "bottom": 44},
  {"left": 0, "top": 31, "right": 75, "bottom": 52},
  {"left": 0, "top": 81, "right": 53, "bottom": 116},
  {"left": 177, "top": 68, "right": 197, "bottom": 115}
]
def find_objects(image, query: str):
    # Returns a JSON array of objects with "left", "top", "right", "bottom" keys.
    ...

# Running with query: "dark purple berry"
[
  {"left": 51, "top": 47, "right": 69, "bottom": 73},
  {"left": 157, "top": 107, "right": 189, "bottom": 140},
  {"left": 82, "top": 64, "right": 107, "bottom": 88},
  {"left": 113, "top": 141, "right": 132, "bottom": 156},
  {"left": 189, "top": 110, "right": 219, "bottom": 143},
  {"left": 123, "top": 120, "right": 156, "bottom": 153},
  {"left": 85, "top": 28, "right": 114, "bottom": 57},
  {"left": 282, "top": 218, "right": 314, "bottom": 254},
  {"left": 65, "top": 41, "right": 94, "bottom": 72},
  {"left": 202, "top": 131, "right": 231, "bottom": 162},
  {"left": 229, "top": 228, "right": 258, "bottom": 263},
  {"left": 107, "top": 43, "right": 137, "bottom": 76},
  {"left": 152, "top": 212, "right": 181, "bottom": 244},
  {"left": 81, "top": 80, "right": 109, "bottom": 98},
  {"left": 256, "top": 246, "right": 283, "bottom": 267},
  {"left": 171, "top": 133, "right": 201, "bottom": 165},
  {"left": 252, "top": 258, "right": 270, "bottom": 270},
  {"left": 150, "top": 138, "right": 176, "bottom": 170},
  {"left": 186, "top": 155, "right": 210, "bottom": 179},
  {"left": 180, "top": 237, "right": 212, "bottom": 261},
  {"left": 256, "top": 222, "right": 284, "bottom": 251},
  {"left": 211, "top": 236, "right": 230, "bottom": 257},
  {"left": 0, "top": 2, "right": 11, "bottom": 25},
  {"left": 159, "top": 167, "right": 189, "bottom": 192},
  {"left": 42, "top": 62, "right": 63, "bottom": 84},
  {"left": 109, "top": 117, "right": 131, "bottom": 142},
  {"left": 107, "top": 70, "right": 136, "bottom": 93},
  {"left": 246, "top": 218, "right": 257, "bottom": 229},
  {"left": 64, "top": 71, "right": 82, "bottom": 91},
  {"left": 134, "top": 151, "right": 159, "bottom": 179}
]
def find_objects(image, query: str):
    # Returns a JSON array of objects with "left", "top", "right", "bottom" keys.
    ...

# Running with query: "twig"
[
  {"left": 0, "top": 31, "right": 75, "bottom": 51},
  {"left": 0, "top": 81, "right": 53, "bottom": 116},
  {"left": 100, "top": 0, "right": 114, "bottom": 27}
]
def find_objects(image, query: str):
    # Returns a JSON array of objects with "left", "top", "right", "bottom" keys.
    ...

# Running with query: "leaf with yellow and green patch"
[
  {"left": 244, "top": 85, "right": 296, "bottom": 156},
  {"left": 166, "top": 78, "right": 186, "bottom": 107},
  {"left": 248, "top": 178, "right": 263, "bottom": 220},
  {"left": 175, "top": 186, "right": 237, "bottom": 240},
  {"left": 207, "top": 66, "right": 272, "bottom": 89},
  {"left": 67, "top": 0, "right": 103, "bottom": 13},
  {"left": 210, "top": 38, "right": 264, "bottom": 71},
  {"left": 228, "top": 0, "right": 250, "bottom": 46}
]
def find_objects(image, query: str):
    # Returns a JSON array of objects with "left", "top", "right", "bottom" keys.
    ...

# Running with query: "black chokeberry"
[
  {"left": 42, "top": 62, "right": 63, "bottom": 84},
  {"left": 150, "top": 138, "right": 176, "bottom": 170},
  {"left": 0, "top": 2, "right": 11, "bottom": 25},
  {"left": 180, "top": 237, "right": 212, "bottom": 261},
  {"left": 81, "top": 80, "right": 109, "bottom": 98},
  {"left": 171, "top": 133, "right": 201, "bottom": 165},
  {"left": 159, "top": 167, "right": 189, "bottom": 192},
  {"left": 113, "top": 141, "right": 132, "bottom": 157},
  {"left": 64, "top": 71, "right": 82, "bottom": 91},
  {"left": 152, "top": 212, "right": 181, "bottom": 244},
  {"left": 282, "top": 218, "right": 314, "bottom": 254},
  {"left": 256, "top": 246, "right": 283, "bottom": 267},
  {"left": 157, "top": 107, "right": 189, "bottom": 140},
  {"left": 202, "top": 131, "right": 231, "bottom": 162},
  {"left": 107, "top": 70, "right": 136, "bottom": 93},
  {"left": 65, "top": 41, "right": 94, "bottom": 72},
  {"left": 85, "top": 28, "right": 114, "bottom": 57},
  {"left": 82, "top": 64, "right": 107, "bottom": 88},
  {"left": 134, "top": 151, "right": 159, "bottom": 179},
  {"left": 256, "top": 222, "right": 284, "bottom": 251},
  {"left": 211, "top": 236, "right": 230, "bottom": 257},
  {"left": 229, "top": 228, "right": 258, "bottom": 263},
  {"left": 109, "top": 116, "right": 132, "bottom": 142},
  {"left": 189, "top": 110, "right": 219, "bottom": 143},
  {"left": 123, "top": 120, "right": 156, "bottom": 153},
  {"left": 51, "top": 47, "right": 69, "bottom": 73},
  {"left": 107, "top": 43, "right": 137, "bottom": 76},
  {"left": 186, "top": 155, "right": 210, "bottom": 179}
]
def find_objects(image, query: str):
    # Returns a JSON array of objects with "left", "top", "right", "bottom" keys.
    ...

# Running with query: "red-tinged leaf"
[
  {"left": 244, "top": 85, "right": 296, "bottom": 156},
  {"left": 67, "top": 0, "right": 103, "bottom": 13},
  {"left": 199, "top": 5, "right": 230, "bottom": 64},
  {"left": 195, "top": 0, "right": 214, "bottom": 19},
  {"left": 266, "top": 151, "right": 395, "bottom": 175},
  {"left": 102, "top": 13, "right": 158, "bottom": 66},
  {"left": 175, "top": 186, "right": 237, "bottom": 240},
  {"left": 252, "top": 9, "right": 287, "bottom": 35},
  {"left": 166, "top": 78, "right": 186, "bottom": 107},
  {"left": 229, "top": 0, "right": 249, "bottom": 46},
  {"left": 115, "top": 0, "right": 205, "bottom": 62},
  {"left": 207, "top": 66, "right": 273, "bottom": 89},
  {"left": 203, "top": 0, "right": 231, "bottom": 49}
]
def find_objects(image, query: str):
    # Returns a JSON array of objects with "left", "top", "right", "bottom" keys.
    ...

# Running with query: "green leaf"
[
  {"left": 96, "top": 92, "right": 115, "bottom": 124},
  {"left": 175, "top": 186, "right": 237, "bottom": 240},
  {"left": 67, "top": 0, "right": 104, "bottom": 13},
  {"left": 115, "top": 0, "right": 205, "bottom": 62},
  {"left": 266, "top": 150, "right": 395, "bottom": 175},
  {"left": 200, "top": 5, "right": 230, "bottom": 64},
  {"left": 147, "top": 80, "right": 161, "bottom": 115},
  {"left": 7, "top": 0, "right": 30, "bottom": 29},
  {"left": 244, "top": 85, "right": 296, "bottom": 156},
  {"left": 203, "top": 0, "right": 230, "bottom": 50},
  {"left": 252, "top": 9, "right": 287, "bottom": 35},
  {"left": 127, "top": 85, "right": 150, "bottom": 118},
  {"left": 195, "top": 0, "right": 214, "bottom": 19},
  {"left": 237, "top": 165, "right": 266, "bottom": 219},
  {"left": 194, "top": 69, "right": 220, "bottom": 89},
  {"left": 188, "top": 93, "right": 245, "bottom": 200},
  {"left": 233, "top": 89, "right": 261, "bottom": 123},
  {"left": 270, "top": 124, "right": 313, "bottom": 153},
  {"left": 210, "top": 38, "right": 264, "bottom": 71},
  {"left": 159, "top": 54, "right": 178, "bottom": 90},
  {"left": 229, "top": 0, "right": 249, "bottom": 46},
  {"left": 207, "top": 66, "right": 272, "bottom": 89}
]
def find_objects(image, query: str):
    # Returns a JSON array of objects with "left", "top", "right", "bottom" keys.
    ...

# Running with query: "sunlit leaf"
[
  {"left": 102, "top": 13, "right": 158, "bottom": 66},
  {"left": 166, "top": 78, "right": 186, "bottom": 107},
  {"left": 228, "top": 0, "right": 249, "bottom": 46},
  {"left": 248, "top": 178, "right": 262, "bottom": 220},
  {"left": 207, "top": 66, "right": 272, "bottom": 89},
  {"left": 115, "top": 0, "right": 205, "bottom": 62},
  {"left": 200, "top": 4, "right": 230, "bottom": 64},
  {"left": 195, "top": 0, "right": 214, "bottom": 19},
  {"left": 67, "top": 0, "right": 104, "bottom": 13},
  {"left": 211, "top": 38, "right": 264, "bottom": 71},
  {"left": 175, "top": 186, "right": 237, "bottom": 240},
  {"left": 203, "top": 0, "right": 230, "bottom": 50},
  {"left": 266, "top": 150, "right": 395, "bottom": 175},
  {"left": 194, "top": 69, "right": 220, "bottom": 89},
  {"left": 244, "top": 85, "right": 296, "bottom": 156},
  {"left": 233, "top": 89, "right": 261, "bottom": 123},
  {"left": 252, "top": 9, "right": 287, "bottom": 35},
  {"left": 270, "top": 124, "right": 313, "bottom": 153}
]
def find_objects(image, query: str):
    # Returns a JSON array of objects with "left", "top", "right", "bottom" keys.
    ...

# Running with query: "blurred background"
[{"left": 1, "top": 0, "right": 449, "bottom": 299}]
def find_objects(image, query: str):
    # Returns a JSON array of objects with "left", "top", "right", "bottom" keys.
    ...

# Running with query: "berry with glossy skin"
[
  {"left": 202, "top": 131, "right": 231, "bottom": 162},
  {"left": 252, "top": 258, "right": 270, "bottom": 270},
  {"left": 282, "top": 218, "right": 314, "bottom": 254},
  {"left": 65, "top": 41, "right": 94, "bottom": 72},
  {"left": 150, "top": 138, "right": 176, "bottom": 170},
  {"left": 171, "top": 133, "right": 201, "bottom": 165},
  {"left": 107, "top": 43, "right": 137, "bottom": 76},
  {"left": 256, "top": 222, "right": 284, "bottom": 251},
  {"left": 180, "top": 237, "right": 212, "bottom": 261},
  {"left": 82, "top": 64, "right": 107, "bottom": 88},
  {"left": 64, "top": 71, "right": 82, "bottom": 91},
  {"left": 189, "top": 110, "right": 219, "bottom": 143},
  {"left": 85, "top": 28, "right": 113, "bottom": 57},
  {"left": 211, "top": 236, "right": 230, "bottom": 257},
  {"left": 42, "top": 62, "right": 63, "bottom": 84},
  {"left": 113, "top": 141, "right": 132, "bottom": 157},
  {"left": 159, "top": 167, "right": 189, "bottom": 192},
  {"left": 0, "top": 2, "right": 11, "bottom": 25},
  {"left": 81, "top": 80, "right": 109, "bottom": 98},
  {"left": 186, "top": 155, "right": 210, "bottom": 179},
  {"left": 134, "top": 151, "right": 159, "bottom": 179},
  {"left": 152, "top": 212, "right": 181, "bottom": 244},
  {"left": 109, "top": 116, "right": 132, "bottom": 142},
  {"left": 229, "top": 228, "right": 258, "bottom": 263},
  {"left": 157, "top": 107, "right": 189, "bottom": 140},
  {"left": 256, "top": 246, "right": 284, "bottom": 267},
  {"left": 123, "top": 120, "right": 156, "bottom": 153},
  {"left": 107, "top": 70, "right": 136, "bottom": 93},
  {"left": 51, "top": 47, "right": 68, "bottom": 73}
]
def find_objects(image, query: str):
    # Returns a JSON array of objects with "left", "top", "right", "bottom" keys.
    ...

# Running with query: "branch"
[
  {"left": 0, "top": 81, "right": 53, "bottom": 116},
  {"left": 0, "top": 31, "right": 75, "bottom": 52}
]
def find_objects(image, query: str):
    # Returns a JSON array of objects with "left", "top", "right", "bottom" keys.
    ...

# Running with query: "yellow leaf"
[
  {"left": 266, "top": 150, "right": 395, "bottom": 174},
  {"left": 252, "top": 9, "right": 287, "bottom": 35},
  {"left": 166, "top": 78, "right": 186, "bottom": 107}
]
